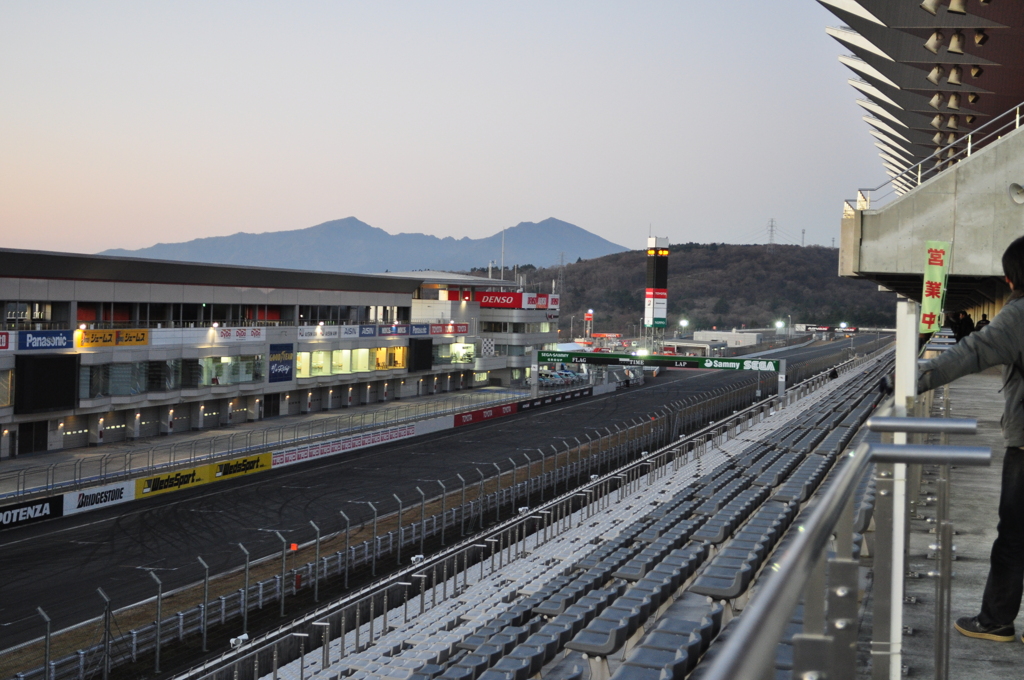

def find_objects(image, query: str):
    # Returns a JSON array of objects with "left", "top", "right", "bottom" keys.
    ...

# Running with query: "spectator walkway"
[{"left": 890, "top": 367, "right": 1021, "bottom": 679}]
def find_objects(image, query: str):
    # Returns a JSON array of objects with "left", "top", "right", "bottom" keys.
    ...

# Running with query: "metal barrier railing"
[
  {"left": 1, "top": 345, "right": 871, "bottom": 680},
  {"left": 0, "top": 385, "right": 603, "bottom": 500},
  {"left": 854, "top": 99, "right": 1023, "bottom": 209},
  {"left": 166, "top": 349, "right": 869, "bottom": 680},
  {"left": 700, "top": 412, "right": 989, "bottom": 680}
]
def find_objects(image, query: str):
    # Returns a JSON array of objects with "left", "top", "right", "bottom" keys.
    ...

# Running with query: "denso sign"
[{"left": 476, "top": 292, "right": 530, "bottom": 309}]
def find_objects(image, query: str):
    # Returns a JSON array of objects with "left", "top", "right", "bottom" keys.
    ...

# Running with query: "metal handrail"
[
  {"left": 866, "top": 416, "right": 976, "bottom": 435},
  {"left": 700, "top": 440, "right": 990, "bottom": 680},
  {"left": 856, "top": 99, "right": 1023, "bottom": 207}
]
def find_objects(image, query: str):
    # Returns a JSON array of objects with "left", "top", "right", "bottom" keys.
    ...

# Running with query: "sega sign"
[{"left": 18, "top": 330, "right": 74, "bottom": 350}]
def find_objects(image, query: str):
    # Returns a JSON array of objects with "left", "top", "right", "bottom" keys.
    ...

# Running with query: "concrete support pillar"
[
  {"left": 246, "top": 395, "right": 262, "bottom": 422},
  {"left": 159, "top": 405, "right": 175, "bottom": 435},
  {"left": 88, "top": 413, "right": 104, "bottom": 446},
  {"left": 130, "top": 411, "right": 142, "bottom": 440},
  {"left": 301, "top": 390, "right": 314, "bottom": 414},
  {"left": 48, "top": 420, "right": 63, "bottom": 451},
  {"left": 193, "top": 402, "right": 206, "bottom": 430},
  {"left": 0, "top": 427, "right": 10, "bottom": 459}
]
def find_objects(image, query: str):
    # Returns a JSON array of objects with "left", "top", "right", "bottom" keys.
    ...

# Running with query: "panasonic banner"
[{"left": 18, "top": 330, "right": 74, "bottom": 350}]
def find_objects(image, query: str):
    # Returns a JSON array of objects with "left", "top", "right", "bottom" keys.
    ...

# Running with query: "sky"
[{"left": 0, "top": 2, "right": 881, "bottom": 254}]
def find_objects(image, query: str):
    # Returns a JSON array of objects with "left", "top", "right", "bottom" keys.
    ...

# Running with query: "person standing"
[
  {"left": 976, "top": 314, "right": 991, "bottom": 332},
  {"left": 918, "top": 234, "right": 1024, "bottom": 641}
]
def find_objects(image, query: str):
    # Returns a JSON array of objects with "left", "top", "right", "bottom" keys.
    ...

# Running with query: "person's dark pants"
[{"left": 979, "top": 448, "right": 1024, "bottom": 627}]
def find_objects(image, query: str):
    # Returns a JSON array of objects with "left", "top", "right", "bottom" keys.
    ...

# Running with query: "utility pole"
[{"left": 801, "top": 228, "right": 805, "bottom": 247}]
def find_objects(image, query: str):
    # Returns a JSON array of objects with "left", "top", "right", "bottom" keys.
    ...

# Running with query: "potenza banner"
[
  {"left": 0, "top": 495, "right": 63, "bottom": 529},
  {"left": 919, "top": 240, "right": 952, "bottom": 334}
]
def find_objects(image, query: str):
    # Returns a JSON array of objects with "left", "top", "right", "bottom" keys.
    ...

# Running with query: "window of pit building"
[
  {"left": 414, "top": 284, "right": 443, "bottom": 300},
  {"left": 451, "top": 343, "right": 476, "bottom": 363},
  {"left": 311, "top": 350, "right": 331, "bottom": 377},
  {"left": 352, "top": 348, "right": 371, "bottom": 373},
  {"left": 331, "top": 349, "right": 352, "bottom": 374},
  {"left": 200, "top": 355, "right": 265, "bottom": 385},
  {"left": 4, "top": 301, "right": 69, "bottom": 330},
  {"left": 0, "top": 368, "right": 12, "bottom": 407},
  {"left": 387, "top": 346, "right": 406, "bottom": 369}
]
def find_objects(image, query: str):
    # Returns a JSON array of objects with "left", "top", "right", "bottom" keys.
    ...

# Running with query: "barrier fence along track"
[
  {"left": 174, "top": 346, "right": 891, "bottom": 680},
  {"left": 0, "top": 389, "right": 547, "bottom": 501},
  {"left": 1, "top": 342, "right": 891, "bottom": 680}
]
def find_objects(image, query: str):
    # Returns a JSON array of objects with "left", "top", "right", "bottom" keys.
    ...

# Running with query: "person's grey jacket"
[{"left": 919, "top": 293, "right": 1024, "bottom": 448}]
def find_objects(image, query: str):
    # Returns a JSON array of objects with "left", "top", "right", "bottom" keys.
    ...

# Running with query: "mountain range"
[{"left": 100, "top": 217, "right": 628, "bottom": 273}]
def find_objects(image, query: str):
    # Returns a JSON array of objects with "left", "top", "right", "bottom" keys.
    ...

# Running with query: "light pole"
[
  {"left": 149, "top": 572, "right": 163, "bottom": 673},
  {"left": 415, "top": 486, "right": 426, "bottom": 556},
  {"left": 198, "top": 556, "right": 210, "bottom": 649},
  {"left": 36, "top": 608, "right": 50, "bottom": 680},
  {"left": 274, "top": 531, "right": 289, "bottom": 617},
  {"left": 678, "top": 319, "right": 688, "bottom": 339},
  {"left": 339, "top": 510, "right": 351, "bottom": 589},
  {"left": 489, "top": 463, "right": 502, "bottom": 521},
  {"left": 237, "top": 545, "right": 249, "bottom": 634},
  {"left": 393, "top": 493, "right": 404, "bottom": 565},
  {"left": 309, "top": 520, "right": 321, "bottom": 602},
  {"left": 456, "top": 474, "right": 467, "bottom": 536},
  {"left": 437, "top": 479, "right": 448, "bottom": 545}
]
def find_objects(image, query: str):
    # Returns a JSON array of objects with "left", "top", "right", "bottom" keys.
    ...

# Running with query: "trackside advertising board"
[
  {"left": 135, "top": 452, "right": 272, "bottom": 497},
  {"left": 536, "top": 351, "right": 779, "bottom": 372},
  {"left": 63, "top": 481, "right": 135, "bottom": 515},
  {"left": 0, "top": 495, "right": 63, "bottom": 529}
]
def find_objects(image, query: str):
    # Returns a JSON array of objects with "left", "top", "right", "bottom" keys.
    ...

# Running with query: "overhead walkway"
[{"left": 253, "top": 354, "right": 891, "bottom": 680}]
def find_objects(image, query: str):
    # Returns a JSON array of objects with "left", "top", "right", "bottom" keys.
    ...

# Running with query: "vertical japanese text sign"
[{"left": 919, "top": 240, "right": 951, "bottom": 334}]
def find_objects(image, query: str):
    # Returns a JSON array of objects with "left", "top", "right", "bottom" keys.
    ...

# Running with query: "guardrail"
[
  {"left": 0, "top": 386, "right": 589, "bottom": 501},
  {"left": 855, "top": 99, "right": 1024, "bottom": 208},
  {"left": 701, "top": 404, "right": 987, "bottom": 680},
  {"left": 1, "top": 344, "right": 879, "bottom": 680},
  {"left": 162, "top": 347, "right": 873, "bottom": 680}
]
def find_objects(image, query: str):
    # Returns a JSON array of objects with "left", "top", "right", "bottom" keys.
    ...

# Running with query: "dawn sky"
[{"left": 0, "top": 2, "right": 880, "bottom": 256}]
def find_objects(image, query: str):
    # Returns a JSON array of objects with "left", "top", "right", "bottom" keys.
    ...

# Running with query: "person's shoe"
[{"left": 954, "top": 615, "right": 1015, "bottom": 641}]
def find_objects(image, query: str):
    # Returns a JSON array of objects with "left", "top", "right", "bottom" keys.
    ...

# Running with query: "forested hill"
[{"left": 516, "top": 243, "right": 896, "bottom": 332}]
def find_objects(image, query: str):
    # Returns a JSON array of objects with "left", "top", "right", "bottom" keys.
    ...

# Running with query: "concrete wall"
[{"left": 844, "top": 124, "right": 1024, "bottom": 279}]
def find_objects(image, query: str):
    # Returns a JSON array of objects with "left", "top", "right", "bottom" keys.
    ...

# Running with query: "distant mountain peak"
[{"left": 99, "top": 217, "right": 627, "bottom": 274}]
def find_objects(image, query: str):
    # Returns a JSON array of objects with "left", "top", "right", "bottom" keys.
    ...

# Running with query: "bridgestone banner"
[
  {"left": 0, "top": 495, "right": 63, "bottom": 529},
  {"left": 63, "top": 481, "right": 135, "bottom": 515}
]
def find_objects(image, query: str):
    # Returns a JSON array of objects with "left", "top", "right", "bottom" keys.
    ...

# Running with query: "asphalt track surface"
[{"left": 0, "top": 338, "right": 885, "bottom": 651}]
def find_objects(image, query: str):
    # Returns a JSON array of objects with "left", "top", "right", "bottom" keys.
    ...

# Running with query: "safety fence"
[
  {"left": 170, "top": 350, "right": 877, "bottom": 680},
  {"left": 2, "top": 344, "right": 886, "bottom": 680},
  {"left": 0, "top": 389, "right": 539, "bottom": 500}
]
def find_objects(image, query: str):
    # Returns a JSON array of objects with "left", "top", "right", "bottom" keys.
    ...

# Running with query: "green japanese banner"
[{"left": 919, "top": 240, "right": 951, "bottom": 334}]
